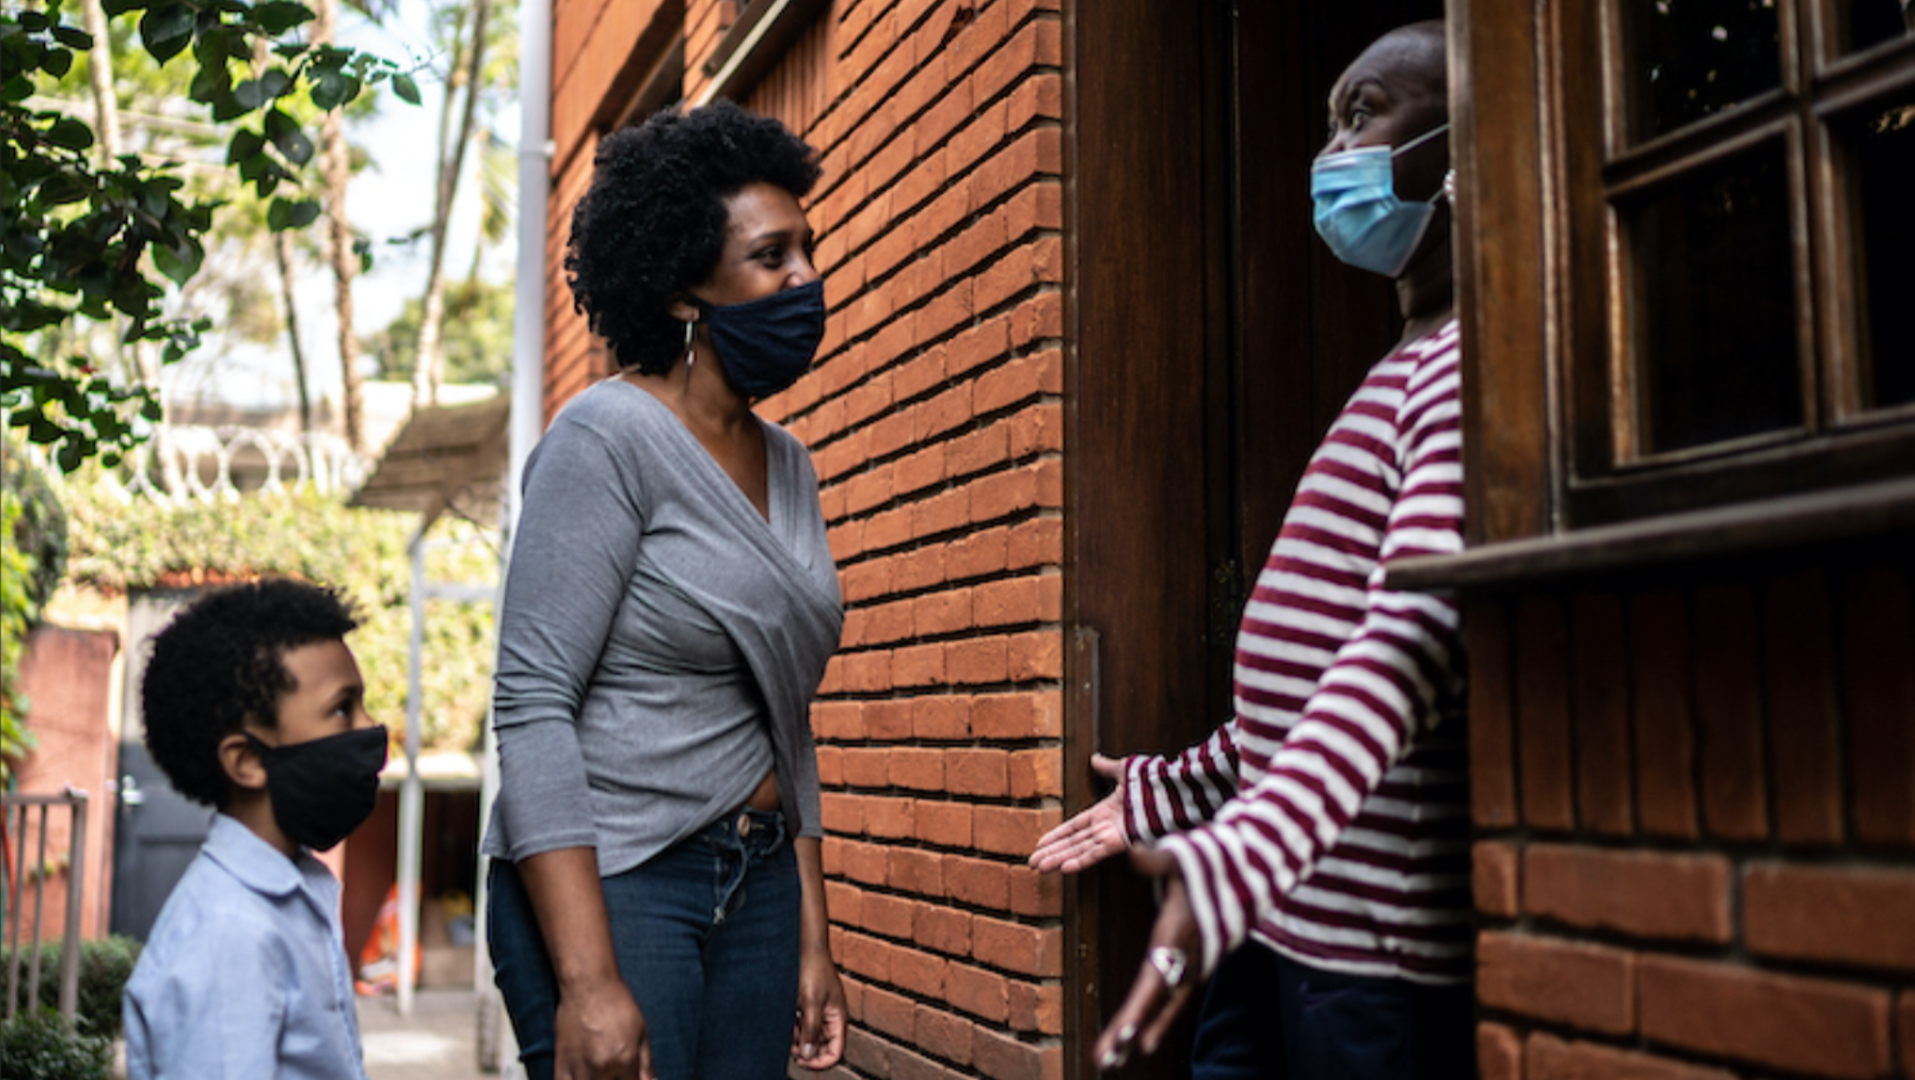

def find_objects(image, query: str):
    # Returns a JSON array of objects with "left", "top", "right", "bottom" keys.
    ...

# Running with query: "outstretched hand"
[
  {"left": 1029, "top": 753, "right": 1129, "bottom": 874},
  {"left": 1093, "top": 849, "right": 1202, "bottom": 1072}
]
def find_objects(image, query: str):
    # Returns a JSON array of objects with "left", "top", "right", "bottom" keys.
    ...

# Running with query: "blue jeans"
[
  {"left": 488, "top": 808, "right": 801, "bottom": 1080},
  {"left": 1191, "top": 941, "right": 1474, "bottom": 1080}
]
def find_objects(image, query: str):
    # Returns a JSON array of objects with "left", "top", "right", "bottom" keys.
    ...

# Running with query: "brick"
[
  {"left": 1637, "top": 955, "right": 1891, "bottom": 1079},
  {"left": 817, "top": 746, "right": 844, "bottom": 786},
  {"left": 973, "top": 576, "right": 1038, "bottom": 627},
  {"left": 947, "top": 961, "right": 1010, "bottom": 1023},
  {"left": 862, "top": 890, "right": 918, "bottom": 940},
  {"left": 946, "top": 854, "right": 1011, "bottom": 909},
  {"left": 971, "top": 1025, "right": 1046, "bottom": 1080},
  {"left": 813, "top": 700, "right": 864, "bottom": 740},
  {"left": 974, "top": 805, "right": 1058, "bottom": 858},
  {"left": 914, "top": 1004, "right": 973, "bottom": 1065},
  {"left": 864, "top": 503, "right": 915, "bottom": 551},
  {"left": 843, "top": 1026, "right": 893, "bottom": 1077},
  {"left": 1474, "top": 840, "right": 1519, "bottom": 919},
  {"left": 827, "top": 881, "right": 863, "bottom": 929},
  {"left": 949, "top": 526, "right": 1012, "bottom": 578},
  {"left": 840, "top": 930, "right": 892, "bottom": 982},
  {"left": 1477, "top": 1023, "right": 1520, "bottom": 1080},
  {"left": 1523, "top": 844, "right": 1731, "bottom": 943},
  {"left": 892, "top": 642, "right": 946, "bottom": 688},
  {"left": 822, "top": 792, "right": 865, "bottom": 834},
  {"left": 865, "top": 982, "right": 915, "bottom": 1041},
  {"left": 947, "top": 637, "right": 1009, "bottom": 685},
  {"left": 889, "top": 846, "right": 945, "bottom": 896},
  {"left": 842, "top": 839, "right": 889, "bottom": 887},
  {"left": 912, "top": 694, "right": 972, "bottom": 739},
  {"left": 914, "top": 902, "right": 973, "bottom": 956},
  {"left": 891, "top": 945, "right": 947, "bottom": 998},
  {"left": 1743, "top": 862, "right": 1915, "bottom": 970},
  {"left": 843, "top": 650, "right": 893, "bottom": 694},
  {"left": 1006, "top": 516, "right": 1059, "bottom": 568},
  {"left": 865, "top": 795, "right": 917, "bottom": 840},
  {"left": 1476, "top": 931, "right": 1635, "bottom": 1035},
  {"left": 888, "top": 1043, "right": 948, "bottom": 1080},
  {"left": 1008, "top": 748, "right": 1061, "bottom": 799},
  {"left": 1525, "top": 1032, "right": 1736, "bottom": 1080},
  {"left": 947, "top": 748, "right": 1010, "bottom": 797},
  {"left": 975, "top": 692, "right": 1059, "bottom": 739},
  {"left": 973, "top": 916, "right": 1061, "bottom": 977},
  {"left": 914, "top": 487, "right": 971, "bottom": 539},
  {"left": 1006, "top": 629, "right": 1061, "bottom": 680},
  {"left": 891, "top": 747, "right": 945, "bottom": 790},
  {"left": 865, "top": 700, "right": 916, "bottom": 740},
  {"left": 1006, "top": 865, "right": 1061, "bottom": 917},
  {"left": 1008, "top": 401, "right": 1062, "bottom": 458},
  {"left": 915, "top": 588, "right": 974, "bottom": 636},
  {"left": 949, "top": 423, "right": 1012, "bottom": 478},
  {"left": 969, "top": 465, "right": 1040, "bottom": 523},
  {"left": 916, "top": 799, "right": 974, "bottom": 847},
  {"left": 845, "top": 747, "right": 893, "bottom": 788}
]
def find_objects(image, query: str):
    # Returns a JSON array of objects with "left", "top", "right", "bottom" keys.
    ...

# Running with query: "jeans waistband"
[{"left": 693, "top": 806, "right": 787, "bottom": 859}]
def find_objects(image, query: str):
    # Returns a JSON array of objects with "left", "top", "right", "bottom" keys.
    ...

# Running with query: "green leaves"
[
  {"left": 2, "top": 0, "right": 416, "bottom": 472},
  {"left": 266, "top": 197, "right": 321, "bottom": 230},
  {"left": 138, "top": 4, "right": 195, "bottom": 62}
]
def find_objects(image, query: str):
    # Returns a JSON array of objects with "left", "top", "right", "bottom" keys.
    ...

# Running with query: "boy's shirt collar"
[{"left": 202, "top": 813, "right": 321, "bottom": 899}]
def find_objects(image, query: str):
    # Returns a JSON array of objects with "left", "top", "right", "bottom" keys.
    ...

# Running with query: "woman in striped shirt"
[{"left": 1031, "top": 21, "right": 1473, "bottom": 1079}]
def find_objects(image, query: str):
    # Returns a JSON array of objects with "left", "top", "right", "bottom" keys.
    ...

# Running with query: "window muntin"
[{"left": 1848, "top": 93, "right": 1915, "bottom": 409}]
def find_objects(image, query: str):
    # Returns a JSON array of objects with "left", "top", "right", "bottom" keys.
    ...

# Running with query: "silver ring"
[{"left": 1147, "top": 945, "right": 1187, "bottom": 989}]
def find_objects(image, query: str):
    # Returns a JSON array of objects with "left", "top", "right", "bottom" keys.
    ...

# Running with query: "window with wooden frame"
[{"left": 1552, "top": 0, "right": 1915, "bottom": 526}]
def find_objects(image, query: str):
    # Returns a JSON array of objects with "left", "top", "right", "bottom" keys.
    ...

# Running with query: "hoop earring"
[{"left": 683, "top": 319, "right": 697, "bottom": 370}]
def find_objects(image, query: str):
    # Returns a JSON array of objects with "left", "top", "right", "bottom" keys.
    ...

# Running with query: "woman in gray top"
[{"left": 484, "top": 102, "right": 847, "bottom": 1080}]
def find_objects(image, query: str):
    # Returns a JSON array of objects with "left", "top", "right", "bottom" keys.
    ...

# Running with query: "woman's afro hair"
[
  {"left": 565, "top": 100, "right": 822, "bottom": 375},
  {"left": 140, "top": 578, "right": 359, "bottom": 808}
]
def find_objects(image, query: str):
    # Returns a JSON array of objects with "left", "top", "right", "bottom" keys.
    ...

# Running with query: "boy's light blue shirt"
[{"left": 123, "top": 813, "right": 367, "bottom": 1080}]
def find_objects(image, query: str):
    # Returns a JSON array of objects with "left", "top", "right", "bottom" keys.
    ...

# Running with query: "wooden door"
[{"left": 1066, "top": 2, "right": 1442, "bottom": 1075}]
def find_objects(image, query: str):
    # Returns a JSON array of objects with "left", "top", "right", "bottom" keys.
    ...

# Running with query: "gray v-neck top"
[{"left": 482, "top": 379, "right": 844, "bottom": 876}]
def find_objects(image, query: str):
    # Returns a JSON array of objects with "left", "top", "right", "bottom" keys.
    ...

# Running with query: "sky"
[{"left": 160, "top": 0, "right": 518, "bottom": 411}]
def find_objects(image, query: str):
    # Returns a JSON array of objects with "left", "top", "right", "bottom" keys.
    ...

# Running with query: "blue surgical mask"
[
  {"left": 1311, "top": 123, "right": 1450, "bottom": 277},
  {"left": 696, "top": 279, "right": 826, "bottom": 399}
]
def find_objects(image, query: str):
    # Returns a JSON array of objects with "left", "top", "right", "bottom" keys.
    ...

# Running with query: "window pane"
[
  {"left": 1628, "top": 0, "right": 1783, "bottom": 140},
  {"left": 1629, "top": 144, "right": 1801, "bottom": 452},
  {"left": 1854, "top": 99, "right": 1915, "bottom": 408},
  {"left": 1836, "top": 0, "right": 1915, "bottom": 54}
]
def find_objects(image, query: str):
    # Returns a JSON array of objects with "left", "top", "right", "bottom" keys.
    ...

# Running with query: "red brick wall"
[
  {"left": 543, "top": 2, "right": 1066, "bottom": 1076},
  {"left": 1469, "top": 558, "right": 1915, "bottom": 1079},
  {"left": 10, "top": 625, "right": 121, "bottom": 942}
]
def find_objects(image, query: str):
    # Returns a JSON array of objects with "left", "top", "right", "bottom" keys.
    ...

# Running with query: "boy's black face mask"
[{"left": 245, "top": 726, "right": 389, "bottom": 852}]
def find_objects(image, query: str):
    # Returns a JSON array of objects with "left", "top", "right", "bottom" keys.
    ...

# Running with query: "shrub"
[
  {"left": 0, "top": 936, "right": 141, "bottom": 1039},
  {"left": 0, "top": 1009, "right": 112, "bottom": 1080}
]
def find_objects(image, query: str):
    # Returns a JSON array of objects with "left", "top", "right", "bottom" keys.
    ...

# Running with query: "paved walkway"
[{"left": 359, "top": 987, "right": 521, "bottom": 1080}]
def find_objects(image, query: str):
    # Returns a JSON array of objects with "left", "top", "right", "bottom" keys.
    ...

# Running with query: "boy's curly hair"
[
  {"left": 565, "top": 101, "right": 822, "bottom": 375},
  {"left": 140, "top": 579, "right": 358, "bottom": 808}
]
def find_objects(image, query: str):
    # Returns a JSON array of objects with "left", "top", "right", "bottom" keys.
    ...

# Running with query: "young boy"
[{"left": 123, "top": 578, "right": 389, "bottom": 1080}]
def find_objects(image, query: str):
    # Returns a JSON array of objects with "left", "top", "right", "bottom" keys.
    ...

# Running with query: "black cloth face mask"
[
  {"left": 245, "top": 726, "right": 389, "bottom": 852},
  {"left": 696, "top": 279, "right": 826, "bottom": 399}
]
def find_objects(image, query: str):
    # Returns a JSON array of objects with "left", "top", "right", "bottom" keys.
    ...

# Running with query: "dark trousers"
[
  {"left": 1191, "top": 941, "right": 1475, "bottom": 1080},
  {"left": 488, "top": 808, "right": 801, "bottom": 1080}
]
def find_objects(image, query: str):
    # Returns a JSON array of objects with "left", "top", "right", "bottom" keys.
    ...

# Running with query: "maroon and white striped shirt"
[{"left": 1125, "top": 320, "right": 1470, "bottom": 984}]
